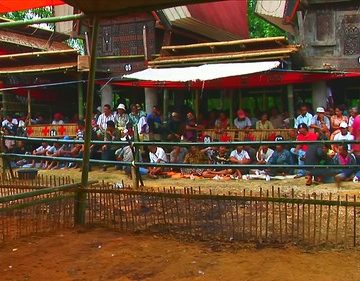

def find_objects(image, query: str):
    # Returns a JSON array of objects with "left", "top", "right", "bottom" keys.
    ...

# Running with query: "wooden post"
[
  {"left": 77, "top": 16, "right": 99, "bottom": 225},
  {"left": 27, "top": 90, "right": 31, "bottom": 125},
  {"left": 229, "top": 90, "right": 234, "bottom": 127},
  {"left": 194, "top": 90, "right": 200, "bottom": 118},
  {"left": 163, "top": 89, "right": 169, "bottom": 120},
  {"left": 78, "top": 73, "right": 84, "bottom": 120}
]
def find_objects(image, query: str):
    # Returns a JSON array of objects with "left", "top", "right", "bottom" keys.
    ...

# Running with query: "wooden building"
[{"left": 256, "top": 0, "right": 360, "bottom": 110}]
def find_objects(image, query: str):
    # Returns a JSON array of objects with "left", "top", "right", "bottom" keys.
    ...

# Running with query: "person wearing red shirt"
[{"left": 290, "top": 123, "right": 318, "bottom": 177}]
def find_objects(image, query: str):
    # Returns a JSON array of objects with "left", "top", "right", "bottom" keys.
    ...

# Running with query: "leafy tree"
[{"left": 248, "top": 0, "right": 285, "bottom": 38}]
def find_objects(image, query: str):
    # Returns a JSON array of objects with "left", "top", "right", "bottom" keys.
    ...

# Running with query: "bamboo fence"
[
  {"left": 86, "top": 183, "right": 360, "bottom": 248},
  {"left": 0, "top": 177, "right": 360, "bottom": 248},
  {"left": 0, "top": 174, "right": 76, "bottom": 242}
]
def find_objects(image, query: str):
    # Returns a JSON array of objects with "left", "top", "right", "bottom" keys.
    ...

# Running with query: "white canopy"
[{"left": 123, "top": 61, "right": 280, "bottom": 82}]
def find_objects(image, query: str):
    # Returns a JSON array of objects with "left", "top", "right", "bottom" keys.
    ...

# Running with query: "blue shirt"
[
  {"left": 268, "top": 149, "right": 293, "bottom": 165},
  {"left": 294, "top": 112, "right": 313, "bottom": 128}
]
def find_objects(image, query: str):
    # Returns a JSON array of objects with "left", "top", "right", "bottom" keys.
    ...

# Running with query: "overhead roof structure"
[
  {"left": 0, "top": 49, "right": 78, "bottom": 74},
  {"left": 160, "top": 1, "right": 248, "bottom": 41},
  {"left": 0, "top": 0, "right": 229, "bottom": 15},
  {"left": 151, "top": 36, "right": 299, "bottom": 67},
  {"left": 123, "top": 61, "right": 280, "bottom": 82}
]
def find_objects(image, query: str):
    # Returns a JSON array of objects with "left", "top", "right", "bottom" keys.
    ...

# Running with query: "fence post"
[
  {"left": 131, "top": 127, "right": 140, "bottom": 189},
  {"left": 76, "top": 15, "right": 99, "bottom": 225}
]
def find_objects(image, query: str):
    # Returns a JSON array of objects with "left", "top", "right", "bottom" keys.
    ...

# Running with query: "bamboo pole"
[
  {"left": 0, "top": 14, "right": 86, "bottom": 28},
  {"left": 77, "top": 16, "right": 99, "bottom": 225}
]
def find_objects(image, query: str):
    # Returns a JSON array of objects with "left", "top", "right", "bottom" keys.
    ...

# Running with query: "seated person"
[
  {"left": 183, "top": 112, "right": 203, "bottom": 142},
  {"left": 256, "top": 145, "right": 274, "bottom": 164},
  {"left": 148, "top": 145, "right": 168, "bottom": 179},
  {"left": 332, "top": 121, "right": 354, "bottom": 153},
  {"left": 101, "top": 120, "right": 121, "bottom": 171},
  {"left": 305, "top": 143, "right": 335, "bottom": 186},
  {"left": 256, "top": 112, "right": 274, "bottom": 130},
  {"left": 182, "top": 145, "right": 208, "bottom": 176},
  {"left": 214, "top": 112, "right": 229, "bottom": 133},
  {"left": 333, "top": 144, "right": 357, "bottom": 187},
  {"left": 203, "top": 146, "right": 232, "bottom": 179},
  {"left": 267, "top": 136, "right": 293, "bottom": 176},
  {"left": 229, "top": 145, "right": 251, "bottom": 178},
  {"left": 32, "top": 141, "right": 50, "bottom": 168},
  {"left": 310, "top": 107, "right": 330, "bottom": 138},
  {"left": 166, "top": 112, "right": 183, "bottom": 141},
  {"left": 234, "top": 109, "right": 251, "bottom": 129},
  {"left": 45, "top": 142, "right": 62, "bottom": 170},
  {"left": 170, "top": 146, "right": 188, "bottom": 170}
]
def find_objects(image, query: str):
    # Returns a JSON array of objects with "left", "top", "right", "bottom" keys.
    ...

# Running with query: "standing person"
[
  {"left": 348, "top": 107, "right": 358, "bottom": 130},
  {"left": 310, "top": 106, "right": 330, "bottom": 137},
  {"left": 97, "top": 104, "right": 115, "bottom": 135},
  {"left": 148, "top": 145, "right": 168, "bottom": 179},
  {"left": 101, "top": 120, "right": 121, "bottom": 171},
  {"left": 256, "top": 112, "right": 274, "bottom": 130},
  {"left": 351, "top": 114, "right": 360, "bottom": 164},
  {"left": 331, "top": 106, "right": 348, "bottom": 132},
  {"left": 290, "top": 123, "right": 318, "bottom": 177},
  {"left": 294, "top": 104, "right": 313, "bottom": 128},
  {"left": 234, "top": 109, "right": 251, "bottom": 129},
  {"left": 146, "top": 106, "right": 162, "bottom": 140},
  {"left": 114, "top": 103, "right": 129, "bottom": 135}
]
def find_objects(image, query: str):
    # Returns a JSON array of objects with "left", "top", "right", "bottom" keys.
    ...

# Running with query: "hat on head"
[
  {"left": 63, "top": 135, "right": 71, "bottom": 140},
  {"left": 316, "top": 107, "right": 325, "bottom": 113},
  {"left": 339, "top": 121, "right": 348, "bottom": 129},
  {"left": 237, "top": 109, "right": 246, "bottom": 119},
  {"left": 274, "top": 135, "right": 284, "bottom": 142},
  {"left": 117, "top": 103, "right": 126, "bottom": 110}
]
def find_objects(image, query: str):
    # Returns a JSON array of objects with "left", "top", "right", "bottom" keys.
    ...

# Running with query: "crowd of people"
[{"left": 1, "top": 102, "right": 360, "bottom": 187}]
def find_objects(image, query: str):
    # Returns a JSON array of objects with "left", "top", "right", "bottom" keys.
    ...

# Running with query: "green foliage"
[
  {"left": 248, "top": 0, "right": 285, "bottom": 38},
  {"left": 5, "top": 7, "right": 54, "bottom": 29}
]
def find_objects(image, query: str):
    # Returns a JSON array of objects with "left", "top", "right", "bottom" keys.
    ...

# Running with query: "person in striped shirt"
[{"left": 97, "top": 104, "right": 115, "bottom": 135}]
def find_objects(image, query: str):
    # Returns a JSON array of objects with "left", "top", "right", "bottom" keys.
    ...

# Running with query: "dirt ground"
[
  {"left": 1, "top": 228, "right": 360, "bottom": 281},
  {"left": 40, "top": 167, "right": 360, "bottom": 197}
]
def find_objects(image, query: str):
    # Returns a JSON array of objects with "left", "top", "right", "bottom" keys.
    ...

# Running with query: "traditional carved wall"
[{"left": 300, "top": 2, "right": 360, "bottom": 71}]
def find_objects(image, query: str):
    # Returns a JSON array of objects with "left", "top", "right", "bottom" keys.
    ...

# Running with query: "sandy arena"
[
  {"left": 1, "top": 228, "right": 360, "bottom": 281},
  {"left": 1, "top": 168, "right": 360, "bottom": 281}
]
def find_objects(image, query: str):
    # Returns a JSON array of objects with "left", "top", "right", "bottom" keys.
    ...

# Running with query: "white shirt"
[
  {"left": 52, "top": 120, "right": 64, "bottom": 125},
  {"left": 230, "top": 149, "right": 250, "bottom": 161},
  {"left": 2, "top": 118, "right": 18, "bottom": 127},
  {"left": 233, "top": 117, "right": 252, "bottom": 129},
  {"left": 294, "top": 112, "right": 313, "bottom": 128},
  {"left": 97, "top": 113, "right": 115, "bottom": 131},
  {"left": 149, "top": 147, "right": 168, "bottom": 163},
  {"left": 256, "top": 148, "right": 274, "bottom": 163},
  {"left": 35, "top": 145, "right": 51, "bottom": 153},
  {"left": 334, "top": 132, "right": 354, "bottom": 151}
]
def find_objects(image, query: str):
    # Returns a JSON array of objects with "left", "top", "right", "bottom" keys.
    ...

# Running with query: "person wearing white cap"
[
  {"left": 333, "top": 121, "right": 354, "bottom": 152},
  {"left": 310, "top": 106, "right": 330, "bottom": 137},
  {"left": 114, "top": 103, "right": 129, "bottom": 135}
]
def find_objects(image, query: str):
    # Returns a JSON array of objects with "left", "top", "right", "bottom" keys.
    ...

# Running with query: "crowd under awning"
[{"left": 112, "top": 61, "right": 360, "bottom": 90}]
